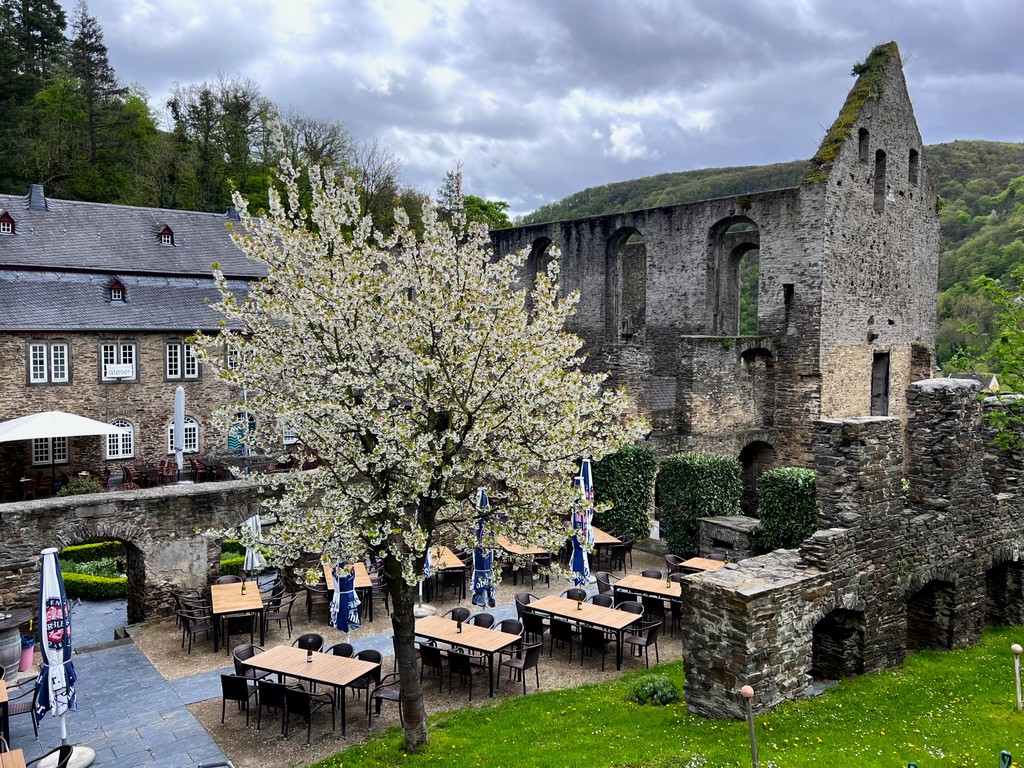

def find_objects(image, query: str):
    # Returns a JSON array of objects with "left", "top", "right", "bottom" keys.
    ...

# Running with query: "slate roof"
[
  {"left": 0, "top": 270, "right": 251, "bottom": 332},
  {"left": 0, "top": 189, "right": 262, "bottom": 278}
]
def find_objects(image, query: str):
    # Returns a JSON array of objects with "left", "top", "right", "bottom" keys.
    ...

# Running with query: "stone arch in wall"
[
  {"left": 906, "top": 579, "right": 956, "bottom": 651},
  {"left": 605, "top": 227, "right": 646, "bottom": 342},
  {"left": 740, "top": 345, "right": 776, "bottom": 434},
  {"left": 525, "top": 237, "right": 554, "bottom": 311},
  {"left": 737, "top": 437, "right": 776, "bottom": 516},
  {"left": 708, "top": 216, "right": 760, "bottom": 336},
  {"left": 810, "top": 607, "right": 866, "bottom": 680},
  {"left": 57, "top": 519, "right": 155, "bottom": 624},
  {"left": 984, "top": 557, "right": 1024, "bottom": 627}
]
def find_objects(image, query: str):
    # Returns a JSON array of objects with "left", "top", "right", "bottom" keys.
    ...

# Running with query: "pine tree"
[{"left": 69, "top": 0, "right": 125, "bottom": 169}]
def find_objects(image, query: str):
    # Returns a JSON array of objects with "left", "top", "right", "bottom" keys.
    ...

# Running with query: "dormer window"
[
  {"left": 0, "top": 212, "right": 14, "bottom": 234},
  {"left": 159, "top": 226, "right": 174, "bottom": 246},
  {"left": 110, "top": 281, "right": 125, "bottom": 302}
]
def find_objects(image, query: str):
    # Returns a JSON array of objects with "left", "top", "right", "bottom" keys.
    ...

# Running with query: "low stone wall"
[{"left": 698, "top": 515, "right": 760, "bottom": 559}]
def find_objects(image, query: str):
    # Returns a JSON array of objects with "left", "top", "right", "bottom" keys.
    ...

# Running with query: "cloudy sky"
[{"left": 64, "top": 0, "right": 1024, "bottom": 216}]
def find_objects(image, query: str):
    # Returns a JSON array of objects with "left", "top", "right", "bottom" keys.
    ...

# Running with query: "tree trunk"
[{"left": 390, "top": 571, "right": 429, "bottom": 751}]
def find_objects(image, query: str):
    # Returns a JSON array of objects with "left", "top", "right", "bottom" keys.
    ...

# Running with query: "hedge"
[
  {"left": 60, "top": 541, "right": 125, "bottom": 563},
  {"left": 753, "top": 467, "right": 817, "bottom": 551},
  {"left": 57, "top": 476, "right": 102, "bottom": 496},
  {"left": 592, "top": 445, "right": 657, "bottom": 540},
  {"left": 222, "top": 539, "right": 245, "bottom": 556},
  {"left": 656, "top": 452, "right": 742, "bottom": 557},
  {"left": 62, "top": 572, "right": 127, "bottom": 600},
  {"left": 221, "top": 554, "right": 245, "bottom": 576}
]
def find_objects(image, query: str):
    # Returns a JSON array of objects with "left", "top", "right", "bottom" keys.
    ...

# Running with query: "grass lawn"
[{"left": 311, "top": 626, "right": 1024, "bottom": 768}]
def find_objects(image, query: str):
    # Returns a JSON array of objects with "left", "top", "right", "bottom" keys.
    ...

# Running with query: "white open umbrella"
[{"left": 0, "top": 411, "right": 130, "bottom": 493}]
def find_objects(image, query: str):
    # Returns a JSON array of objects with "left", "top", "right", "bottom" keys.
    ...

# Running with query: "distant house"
[
  {"left": 948, "top": 373, "right": 1000, "bottom": 393},
  {"left": 0, "top": 184, "right": 263, "bottom": 483}
]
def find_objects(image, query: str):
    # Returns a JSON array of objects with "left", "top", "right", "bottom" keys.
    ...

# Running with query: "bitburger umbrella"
[
  {"left": 471, "top": 488, "right": 496, "bottom": 608},
  {"left": 329, "top": 563, "right": 361, "bottom": 637},
  {"left": 35, "top": 547, "right": 95, "bottom": 766},
  {"left": 570, "top": 459, "right": 596, "bottom": 587}
]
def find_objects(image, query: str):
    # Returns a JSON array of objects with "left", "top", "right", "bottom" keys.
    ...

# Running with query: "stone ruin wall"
[{"left": 680, "top": 378, "right": 1024, "bottom": 719}]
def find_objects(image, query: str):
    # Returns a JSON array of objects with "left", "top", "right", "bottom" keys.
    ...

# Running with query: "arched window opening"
[
  {"left": 873, "top": 149, "right": 887, "bottom": 213},
  {"left": 811, "top": 609, "right": 865, "bottom": 681},
  {"left": 524, "top": 238, "right": 553, "bottom": 312},
  {"left": 737, "top": 439, "right": 775, "bottom": 516},
  {"left": 709, "top": 217, "right": 760, "bottom": 336},
  {"left": 228, "top": 412, "right": 256, "bottom": 454},
  {"left": 167, "top": 416, "right": 200, "bottom": 454},
  {"left": 908, "top": 148, "right": 920, "bottom": 186},
  {"left": 858, "top": 128, "right": 870, "bottom": 163},
  {"left": 605, "top": 228, "right": 646, "bottom": 342},
  {"left": 106, "top": 419, "right": 135, "bottom": 460}
]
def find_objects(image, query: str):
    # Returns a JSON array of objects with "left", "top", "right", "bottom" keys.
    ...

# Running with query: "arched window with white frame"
[
  {"left": 167, "top": 416, "right": 200, "bottom": 454},
  {"left": 106, "top": 419, "right": 135, "bottom": 459}
]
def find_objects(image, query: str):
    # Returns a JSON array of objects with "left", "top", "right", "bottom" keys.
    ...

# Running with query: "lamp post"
[
  {"left": 741, "top": 685, "right": 758, "bottom": 768},
  {"left": 1012, "top": 643, "right": 1022, "bottom": 712}
]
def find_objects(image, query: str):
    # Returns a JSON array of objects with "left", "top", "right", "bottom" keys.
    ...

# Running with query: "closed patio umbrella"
[
  {"left": 471, "top": 488, "right": 496, "bottom": 608},
  {"left": 35, "top": 547, "right": 95, "bottom": 766},
  {"left": 329, "top": 563, "right": 361, "bottom": 636},
  {"left": 570, "top": 459, "right": 596, "bottom": 587},
  {"left": 241, "top": 514, "right": 267, "bottom": 575}
]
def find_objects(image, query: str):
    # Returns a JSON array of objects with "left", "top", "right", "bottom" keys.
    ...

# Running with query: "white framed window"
[
  {"left": 32, "top": 437, "right": 68, "bottom": 466},
  {"left": 27, "top": 341, "right": 70, "bottom": 384},
  {"left": 168, "top": 416, "right": 200, "bottom": 454},
  {"left": 110, "top": 284, "right": 124, "bottom": 301},
  {"left": 101, "top": 341, "right": 137, "bottom": 381},
  {"left": 160, "top": 231, "right": 173, "bottom": 246},
  {"left": 106, "top": 419, "right": 134, "bottom": 460},
  {"left": 0, "top": 220, "right": 12, "bottom": 234},
  {"left": 283, "top": 426, "right": 299, "bottom": 445},
  {"left": 166, "top": 341, "right": 199, "bottom": 380}
]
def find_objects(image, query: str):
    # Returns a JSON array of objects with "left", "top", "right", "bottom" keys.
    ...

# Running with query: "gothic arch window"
[
  {"left": 708, "top": 217, "right": 760, "bottom": 336},
  {"left": 605, "top": 227, "right": 646, "bottom": 341}
]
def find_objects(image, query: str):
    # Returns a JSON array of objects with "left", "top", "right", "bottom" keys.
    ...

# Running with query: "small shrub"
[
  {"left": 592, "top": 445, "right": 657, "bottom": 540},
  {"left": 62, "top": 572, "right": 127, "bottom": 600},
  {"left": 57, "top": 476, "right": 102, "bottom": 496},
  {"left": 64, "top": 556, "right": 122, "bottom": 579},
  {"left": 626, "top": 674, "right": 680, "bottom": 706},
  {"left": 60, "top": 541, "right": 125, "bottom": 563},
  {"left": 657, "top": 452, "right": 742, "bottom": 557},
  {"left": 753, "top": 467, "right": 817, "bottom": 551}
]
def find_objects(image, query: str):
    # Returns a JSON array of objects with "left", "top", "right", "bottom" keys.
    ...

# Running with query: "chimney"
[
  {"left": 225, "top": 206, "right": 240, "bottom": 221},
  {"left": 28, "top": 184, "right": 48, "bottom": 211}
]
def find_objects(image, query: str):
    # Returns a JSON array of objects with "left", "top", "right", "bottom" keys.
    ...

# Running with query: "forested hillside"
[{"left": 520, "top": 140, "right": 1024, "bottom": 370}]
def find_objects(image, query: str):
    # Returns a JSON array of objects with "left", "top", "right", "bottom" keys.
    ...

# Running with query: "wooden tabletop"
[
  {"left": 321, "top": 562, "right": 372, "bottom": 589},
  {"left": 0, "top": 683, "right": 8, "bottom": 704},
  {"left": 243, "top": 644, "right": 378, "bottom": 688},
  {"left": 429, "top": 546, "right": 465, "bottom": 571},
  {"left": 530, "top": 595, "right": 639, "bottom": 631},
  {"left": 616, "top": 574, "right": 683, "bottom": 600},
  {"left": 210, "top": 582, "right": 265, "bottom": 615},
  {"left": 682, "top": 557, "right": 727, "bottom": 572},
  {"left": 415, "top": 615, "right": 518, "bottom": 654},
  {"left": 0, "top": 749, "right": 26, "bottom": 768},
  {"left": 591, "top": 527, "right": 620, "bottom": 545},
  {"left": 495, "top": 536, "right": 549, "bottom": 556}
]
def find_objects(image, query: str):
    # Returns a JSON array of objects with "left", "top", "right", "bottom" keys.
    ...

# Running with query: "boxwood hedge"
[
  {"left": 753, "top": 467, "right": 818, "bottom": 551},
  {"left": 592, "top": 445, "right": 657, "bottom": 540},
  {"left": 656, "top": 452, "right": 742, "bottom": 556}
]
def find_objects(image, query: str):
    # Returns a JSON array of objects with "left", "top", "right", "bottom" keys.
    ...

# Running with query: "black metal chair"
[
  {"left": 595, "top": 571, "right": 617, "bottom": 594},
  {"left": 232, "top": 643, "right": 270, "bottom": 681},
  {"left": 419, "top": 643, "right": 448, "bottom": 692},
  {"left": 220, "top": 673, "right": 258, "bottom": 727},
  {"left": 292, "top": 633, "right": 325, "bottom": 652},
  {"left": 665, "top": 554, "right": 686, "bottom": 574},
  {"left": 514, "top": 592, "right": 539, "bottom": 618},
  {"left": 521, "top": 609, "right": 548, "bottom": 644},
  {"left": 548, "top": 617, "right": 577, "bottom": 663},
  {"left": 561, "top": 588, "right": 587, "bottom": 602},
  {"left": 624, "top": 620, "right": 662, "bottom": 668},
  {"left": 326, "top": 642, "right": 354, "bottom": 657},
  {"left": 589, "top": 593, "right": 614, "bottom": 608},
  {"left": 263, "top": 591, "right": 298, "bottom": 639},
  {"left": 468, "top": 612, "right": 495, "bottom": 628},
  {"left": 447, "top": 649, "right": 487, "bottom": 700},
  {"left": 640, "top": 569, "right": 663, "bottom": 579},
  {"left": 370, "top": 672, "right": 403, "bottom": 724},
  {"left": 580, "top": 624, "right": 612, "bottom": 670},
  {"left": 499, "top": 641, "right": 543, "bottom": 694},
  {"left": 442, "top": 606, "right": 471, "bottom": 624},
  {"left": 284, "top": 684, "right": 335, "bottom": 744},
  {"left": 306, "top": 583, "right": 332, "bottom": 621},
  {"left": 349, "top": 649, "right": 383, "bottom": 721},
  {"left": 256, "top": 678, "right": 291, "bottom": 734}
]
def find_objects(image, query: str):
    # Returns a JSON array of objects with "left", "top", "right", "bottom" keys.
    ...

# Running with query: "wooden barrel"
[{"left": 0, "top": 626, "right": 21, "bottom": 672}]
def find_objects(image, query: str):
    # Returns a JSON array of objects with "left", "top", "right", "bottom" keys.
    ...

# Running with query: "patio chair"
[
  {"left": 500, "top": 641, "right": 543, "bottom": 694},
  {"left": 368, "top": 574, "right": 390, "bottom": 621},
  {"left": 595, "top": 571, "right": 617, "bottom": 594},
  {"left": 589, "top": 593, "right": 614, "bottom": 608},
  {"left": 668, "top": 573, "right": 686, "bottom": 635},
  {"left": 264, "top": 592, "right": 297, "bottom": 639},
  {"left": 419, "top": 643, "right": 448, "bottom": 692},
  {"left": 468, "top": 612, "right": 495, "bottom": 629},
  {"left": 223, "top": 612, "right": 256, "bottom": 653},
  {"left": 7, "top": 680, "right": 39, "bottom": 737},
  {"left": 178, "top": 607, "right": 214, "bottom": 654},
  {"left": 514, "top": 592, "right": 539, "bottom": 618},
  {"left": 641, "top": 595, "right": 666, "bottom": 625},
  {"left": 232, "top": 643, "right": 270, "bottom": 681},
  {"left": 284, "top": 684, "right": 335, "bottom": 744},
  {"left": 325, "top": 642, "right": 354, "bottom": 657},
  {"left": 370, "top": 672, "right": 403, "bottom": 724},
  {"left": 442, "top": 606, "right": 471, "bottom": 624},
  {"left": 21, "top": 478, "right": 36, "bottom": 501},
  {"left": 520, "top": 609, "right": 548, "bottom": 644},
  {"left": 531, "top": 553, "right": 552, "bottom": 587},
  {"left": 548, "top": 617, "right": 577, "bottom": 664},
  {"left": 579, "top": 625, "right": 612, "bottom": 670},
  {"left": 624, "top": 620, "right": 662, "bottom": 668},
  {"left": 447, "top": 649, "right": 487, "bottom": 700},
  {"left": 606, "top": 541, "right": 627, "bottom": 571},
  {"left": 439, "top": 564, "right": 467, "bottom": 602},
  {"left": 256, "top": 679, "right": 291, "bottom": 734},
  {"left": 306, "top": 582, "right": 332, "bottom": 621},
  {"left": 214, "top": 574, "right": 242, "bottom": 585},
  {"left": 640, "top": 568, "right": 663, "bottom": 579},
  {"left": 220, "top": 674, "right": 258, "bottom": 727},
  {"left": 561, "top": 588, "right": 587, "bottom": 603},
  {"left": 292, "top": 633, "right": 324, "bottom": 652},
  {"left": 349, "top": 649, "right": 383, "bottom": 720},
  {"left": 665, "top": 554, "right": 686, "bottom": 574}
]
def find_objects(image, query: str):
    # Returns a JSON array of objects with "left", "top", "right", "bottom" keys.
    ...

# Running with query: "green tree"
[
  {"left": 195, "top": 145, "right": 648, "bottom": 753},
  {"left": 463, "top": 194, "right": 512, "bottom": 230}
]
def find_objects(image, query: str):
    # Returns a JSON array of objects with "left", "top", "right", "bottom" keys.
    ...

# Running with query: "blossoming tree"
[{"left": 197, "top": 147, "right": 648, "bottom": 751}]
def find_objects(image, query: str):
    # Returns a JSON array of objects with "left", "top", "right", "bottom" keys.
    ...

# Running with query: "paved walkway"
[{"left": 6, "top": 584, "right": 557, "bottom": 766}]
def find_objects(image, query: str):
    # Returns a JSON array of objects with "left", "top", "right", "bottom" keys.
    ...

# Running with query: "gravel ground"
[{"left": 131, "top": 547, "right": 681, "bottom": 768}]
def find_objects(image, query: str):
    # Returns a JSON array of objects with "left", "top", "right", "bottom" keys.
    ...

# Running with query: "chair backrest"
[
  {"left": 215, "top": 575, "right": 242, "bottom": 584},
  {"left": 669, "top": 573, "right": 686, "bottom": 585},
  {"left": 356, "top": 648, "right": 383, "bottom": 665},
  {"left": 706, "top": 552, "right": 727, "bottom": 562},
  {"left": 327, "top": 642, "right": 354, "bottom": 657},
  {"left": 447, "top": 649, "right": 473, "bottom": 675},
  {"left": 514, "top": 592, "right": 536, "bottom": 617},
  {"left": 640, "top": 569, "right": 663, "bottom": 579},
  {"left": 521, "top": 610, "right": 546, "bottom": 636},
  {"left": 616, "top": 600, "right": 644, "bottom": 616},
  {"left": 221, "top": 673, "right": 252, "bottom": 702},
  {"left": 283, "top": 684, "right": 314, "bottom": 716},
  {"left": 420, "top": 643, "right": 445, "bottom": 670},
  {"left": 257, "top": 678, "right": 288, "bottom": 709},
  {"left": 232, "top": 643, "right": 264, "bottom": 674},
  {"left": 665, "top": 554, "right": 685, "bottom": 573},
  {"left": 293, "top": 633, "right": 324, "bottom": 652},
  {"left": 595, "top": 572, "right": 614, "bottom": 594},
  {"left": 643, "top": 620, "right": 662, "bottom": 645},
  {"left": 562, "top": 588, "right": 587, "bottom": 602},
  {"left": 521, "top": 641, "right": 544, "bottom": 670},
  {"left": 590, "top": 594, "right": 614, "bottom": 608},
  {"left": 497, "top": 618, "right": 523, "bottom": 636},
  {"left": 445, "top": 607, "right": 471, "bottom": 623},
  {"left": 469, "top": 612, "right": 495, "bottom": 629}
]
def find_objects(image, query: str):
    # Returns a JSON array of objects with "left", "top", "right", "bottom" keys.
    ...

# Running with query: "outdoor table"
[
  {"left": 589, "top": 526, "right": 621, "bottom": 567},
  {"left": 495, "top": 536, "right": 549, "bottom": 556},
  {"left": 429, "top": 546, "right": 467, "bottom": 600},
  {"left": 528, "top": 594, "right": 640, "bottom": 670},
  {"left": 0, "top": 748, "right": 26, "bottom": 768},
  {"left": 681, "top": 557, "right": 727, "bottom": 573},
  {"left": 210, "top": 582, "right": 265, "bottom": 653},
  {"left": 241, "top": 644, "right": 378, "bottom": 736},
  {"left": 321, "top": 561, "right": 376, "bottom": 621},
  {"left": 614, "top": 574, "right": 683, "bottom": 603},
  {"left": 414, "top": 614, "right": 518, "bottom": 697}
]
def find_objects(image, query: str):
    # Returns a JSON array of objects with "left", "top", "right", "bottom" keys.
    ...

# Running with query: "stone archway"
[
  {"left": 738, "top": 439, "right": 776, "bottom": 516},
  {"left": 810, "top": 608, "right": 865, "bottom": 680},
  {"left": 985, "top": 560, "right": 1024, "bottom": 627},
  {"left": 58, "top": 519, "right": 154, "bottom": 624},
  {"left": 708, "top": 216, "right": 760, "bottom": 336},
  {"left": 906, "top": 580, "right": 956, "bottom": 651},
  {"left": 605, "top": 227, "right": 646, "bottom": 342}
]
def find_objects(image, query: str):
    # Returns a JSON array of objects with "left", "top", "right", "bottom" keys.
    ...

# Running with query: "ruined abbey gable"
[{"left": 493, "top": 42, "right": 939, "bottom": 495}]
